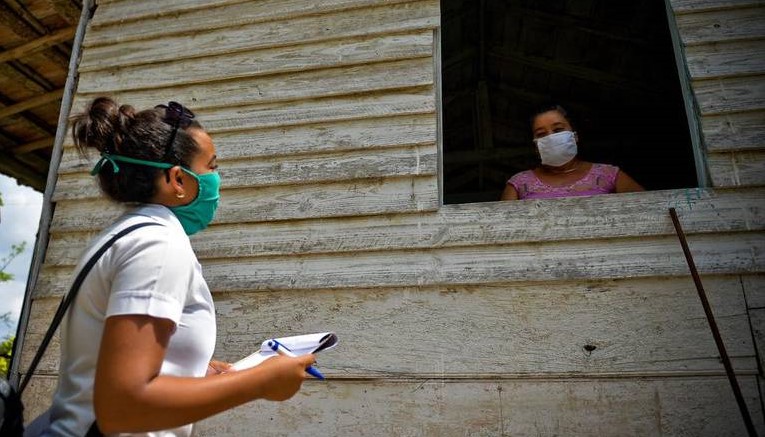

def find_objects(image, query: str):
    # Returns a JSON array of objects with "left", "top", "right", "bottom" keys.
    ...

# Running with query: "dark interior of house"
[{"left": 441, "top": 0, "right": 698, "bottom": 204}]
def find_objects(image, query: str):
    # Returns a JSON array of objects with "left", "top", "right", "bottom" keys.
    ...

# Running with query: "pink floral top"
[{"left": 507, "top": 163, "right": 620, "bottom": 200}]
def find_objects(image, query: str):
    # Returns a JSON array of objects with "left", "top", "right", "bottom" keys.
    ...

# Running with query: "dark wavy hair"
[
  {"left": 529, "top": 103, "right": 576, "bottom": 130},
  {"left": 71, "top": 97, "right": 203, "bottom": 203}
]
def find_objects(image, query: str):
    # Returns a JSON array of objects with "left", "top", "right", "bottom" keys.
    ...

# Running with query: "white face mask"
[{"left": 534, "top": 130, "right": 578, "bottom": 167}]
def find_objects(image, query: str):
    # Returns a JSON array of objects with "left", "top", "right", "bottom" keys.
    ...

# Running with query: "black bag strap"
[{"left": 19, "top": 222, "right": 162, "bottom": 394}]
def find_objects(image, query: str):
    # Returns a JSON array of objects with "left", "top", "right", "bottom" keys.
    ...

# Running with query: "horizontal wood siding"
[
  {"left": 20, "top": 0, "right": 765, "bottom": 434},
  {"left": 675, "top": 2, "right": 765, "bottom": 188}
]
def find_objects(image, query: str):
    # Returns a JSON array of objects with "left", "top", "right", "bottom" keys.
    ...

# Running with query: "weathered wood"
[
  {"left": 88, "top": 0, "right": 417, "bottom": 44},
  {"left": 195, "top": 376, "right": 763, "bottom": 436},
  {"left": 48, "top": 175, "right": 439, "bottom": 233},
  {"left": 75, "top": 57, "right": 434, "bottom": 112},
  {"left": 693, "top": 76, "right": 765, "bottom": 115},
  {"left": 0, "top": 89, "right": 64, "bottom": 120},
  {"left": 750, "top": 308, "right": 765, "bottom": 376},
  {"left": 708, "top": 150, "right": 765, "bottom": 187},
  {"left": 702, "top": 110, "right": 765, "bottom": 152},
  {"left": 0, "top": 26, "right": 76, "bottom": 63},
  {"left": 34, "top": 232, "right": 765, "bottom": 297},
  {"left": 686, "top": 39, "right": 765, "bottom": 79},
  {"left": 59, "top": 114, "right": 438, "bottom": 173},
  {"left": 670, "top": 0, "right": 765, "bottom": 14},
  {"left": 71, "top": 87, "right": 435, "bottom": 133},
  {"left": 20, "top": 276, "right": 757, "bottom": 375},
  {"left": 742, "top": 275, "right": 765, "bottom": 308},
  {"left": 675, "top": 6, "right": 765, "bottom": 46},
  {"left": 78, "top": 31, "right": 433, "bottom": 93},
  {"left": 79, "top": 1, "right": 439, "bottom": 71},
  {"left": 53, "top": 144, "right": 438, "bottom": 201},
  {"left": 22, "top": 375, "right": 765, "bottom": 436},
  {"left": 44, "top": 188, "right": 765, "bottom": 266},
  {"left": 13, "top": 137, "right": 53, "bottom": 154}
]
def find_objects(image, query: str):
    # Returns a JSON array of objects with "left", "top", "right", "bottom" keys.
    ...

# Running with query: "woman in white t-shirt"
[{"left": 39, "top": 97, "right": 315, "bottom": 436}]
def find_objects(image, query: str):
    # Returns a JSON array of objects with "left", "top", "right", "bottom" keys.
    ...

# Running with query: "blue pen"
[{"left": 266, "top": 339, "right": 325, "bottom": 380}]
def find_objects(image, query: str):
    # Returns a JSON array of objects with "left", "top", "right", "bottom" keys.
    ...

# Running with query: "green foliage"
[
  {"left": 0, "top": 241, "right": 26, "bottom": 282},
  {"left": 0, "top": 336, "right": 13, "bottom": 378}
]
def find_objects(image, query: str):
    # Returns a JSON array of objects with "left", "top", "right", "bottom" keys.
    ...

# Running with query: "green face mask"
[{"left": 91, "top": 153, "right": 221, "bottom": 235}]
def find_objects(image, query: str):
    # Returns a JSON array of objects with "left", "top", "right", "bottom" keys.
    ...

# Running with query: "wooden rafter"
[
  {"left": 12, "top": 137, "right": 54, "bottom": 154},
  {"left": 0, "top": 89, "right": 64, "bottom": 120},
  {"left": 0, "top": 26, "right": 76, "bottom": 64}
]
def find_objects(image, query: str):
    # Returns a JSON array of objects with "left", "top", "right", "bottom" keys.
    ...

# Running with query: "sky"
[{"left": 0, "top": 173, "right": 43, "bottom": 340}]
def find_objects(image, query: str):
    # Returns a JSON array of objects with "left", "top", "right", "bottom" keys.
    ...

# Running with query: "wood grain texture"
[
  {"left": 53, "top": 144, "right": 438, "bottom": 201},
  {"left": 79, "top": 1, "right": 439, "bottom": 71},
  {"left": 34, "top": 232, "right": 765, "bottom": 297},
  {"left": 43, "top": 188, "right": 765, "bottom": 266},
  {"left": 48, "top": 175, "right": 439, "bottom": 233},
  {"left": 708, "top": 150, "right": 765, "bottom": 187},
  {"left": 70, "top": 87, "right": 436, "bottom": 134},
  {"left": 89, "top": 0, "right": 414, "bottom": 36},
  {"left": 59, "top": 114, "right": 438, "bottom": 173},
  {"left": 78, "top": 31, "right": 433, "bottom": 93},
  {"left": 20, "top": 276, "right": 756, "bottom": 375},
  {"left": 22, "top": 375, "right": 765, "bottom": 436},
  {"left": 742, "top": 274, "right": 765, "bottom": 307},
  {"left": 702, "top": 110, "right": 765, "bottom": 152},
  {"left": 670, "top": 0, "right": 765, "bottom": 14},
  {"left": 75, "top": 57, "right": 434, "bottom": 113},
  {"left": 693, "top": 75, "right": 765, "bottom": 115},
  {"left": 686, "top": 39, "right": 765, "bottom": 79},
  {"left": 675, "top": 6, "right": 765, "bottom": 46}
]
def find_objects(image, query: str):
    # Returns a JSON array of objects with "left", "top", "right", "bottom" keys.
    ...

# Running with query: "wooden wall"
[{"left": 20, "top": 0, "right": 765, "bottom": 435}]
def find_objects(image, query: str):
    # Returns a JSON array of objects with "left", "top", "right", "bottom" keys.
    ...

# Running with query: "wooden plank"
[
  {"left": 44, "top": 188, "right": 765, "bottom": 266},
  {"left": 70, "top": 87, "right": 435, "bottom": 133},
  {"left": 670, "top": 0, "right": 765, "bottom": 14},
  {"left": 750, "top": 308, "right": 765, "bottom": 373},
  {"left": 88, "top": 0, "right": 417, "bottom": 44},
  {"left": 53, "top": 144, "right": 438, "bottom": 201},
  {"left": 21, "top": 375, "right": 765, "bottom": 436},
  {"left": 20, "top": 276, "right": 756, "bottom": 374},
  {"left": 742, "top": 274, "right": 765, "bottom": 308},
  {"left": 693, "top": 76, "right": 765, "bottom": 115},
  {"left": 708, "top": 150, "right": 765, "bottom": 187},
  {"left": 59, "top": 113, "right": 438, "bottom": 173},
  {"left": 686, "top": 39, "right": 765, "bottom": 79},
  {"left": 0, "top": 26, "right": 76, "bottom": 63},
  {"left": 702, "top": 110, "right": 765, "bottom": 152},
  {"left": 675, "top": 6, "right": 765, "bottom": 46},
  {"left": 78, "top": 31, "right": 433, "bottom": 93},
  {"left": 48, "top": 175, "right": 439, "bottom": 233},
  {"left": 0, "top": 89, "right": 63, "bottom": 120},
  {"left": 79, "top": 1, "right": 439, "bottom": 71},
  {"left": 195, "top": 377, "right": 763, "bottom": 436},
  {"left": 75, "top": 57, "right": 434, "bottom": 112},
  {"left": 34, "top": 232, "right": 765, "bottom": 297}
]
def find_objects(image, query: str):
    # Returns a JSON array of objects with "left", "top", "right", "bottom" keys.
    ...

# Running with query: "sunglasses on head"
[{"left": 155, "top": 101, "right": 195, "bottom": 162}]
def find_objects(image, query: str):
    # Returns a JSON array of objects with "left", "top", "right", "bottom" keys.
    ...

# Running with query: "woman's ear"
[{"left": 168, "top": 166, "right": 186, "bottom": 196}]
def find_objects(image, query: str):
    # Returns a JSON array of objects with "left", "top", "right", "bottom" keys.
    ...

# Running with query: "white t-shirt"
[{"left": 42, "top": 204, "right": 217, "bottom": 437}]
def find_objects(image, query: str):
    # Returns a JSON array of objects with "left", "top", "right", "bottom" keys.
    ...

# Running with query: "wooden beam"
[
  {"left": 0, "top": 26, "right": 76, "bottom": 64},
  {"left": 0, "top": 89, "right": 63, "bottom": 120},
  {"left": 13, "top": 137, "right": 54, "bottom": 154}
]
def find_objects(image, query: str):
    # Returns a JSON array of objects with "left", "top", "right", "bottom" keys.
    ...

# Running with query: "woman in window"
[{"left": 501, "top": 104, "right": 644, "bottom": 200}]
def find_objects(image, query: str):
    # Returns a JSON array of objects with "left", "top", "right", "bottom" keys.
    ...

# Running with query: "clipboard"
[{"left": 230, "top": 332, "right": 338, "bottom": 371}]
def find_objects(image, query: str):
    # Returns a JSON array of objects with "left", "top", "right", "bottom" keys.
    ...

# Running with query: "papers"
[{"left": 230, "top": 332, "right": 338, "bottom": 371}]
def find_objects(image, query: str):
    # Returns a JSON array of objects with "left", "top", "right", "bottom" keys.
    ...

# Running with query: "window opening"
[{"left": 440, "top": 0, "right": 699, "bottom": 204}]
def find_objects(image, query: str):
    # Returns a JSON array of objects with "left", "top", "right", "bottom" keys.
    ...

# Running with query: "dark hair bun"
[{"left": 71, "top": 97, "right": 136, "bottom": 154}]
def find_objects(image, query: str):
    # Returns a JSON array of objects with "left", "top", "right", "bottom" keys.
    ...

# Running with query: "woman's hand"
[
  {"left": 252, "top": 354, "right": 316, "bottom": 401},
  {"left": 206, "top": 360, "right": 233, "bottom": 376}
]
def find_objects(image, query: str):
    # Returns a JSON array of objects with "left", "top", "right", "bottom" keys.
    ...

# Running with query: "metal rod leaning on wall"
[
  {"left": 668, "top": 207, "right": 758, "bottom": 437},
  {"left": 9, "top": 0, "right": 97, "bottom": 388}
]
